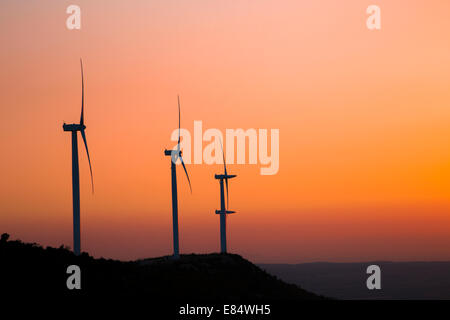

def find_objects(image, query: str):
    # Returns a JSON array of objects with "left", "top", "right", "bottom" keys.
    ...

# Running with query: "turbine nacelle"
[
  {"left": 164, "top": 149, "right": 182, "bottom": 157},
  {"left": 215, "top": 174, "right": 237, "bottom": 180},
  {"left": 215, "top": 210, "right": 236, "bottom": 215},
  {"left": 63, "top": 123, "right": 86, "bottom": 132}
]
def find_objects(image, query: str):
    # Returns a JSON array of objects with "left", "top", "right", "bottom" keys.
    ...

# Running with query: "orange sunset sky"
[{"left": 1, "top": 1, "right": 450, "bottom": 263}]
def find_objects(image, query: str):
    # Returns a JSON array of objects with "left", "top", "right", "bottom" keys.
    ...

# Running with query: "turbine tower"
[
  {"left": 215, "top": 140, "right": 236, "bottom": 254},
  {"left": 63, "top": 59, "right": 94, "bottom": 256},
  {"left": 164, "top": 95, "right": 192, "bottom": 259}
]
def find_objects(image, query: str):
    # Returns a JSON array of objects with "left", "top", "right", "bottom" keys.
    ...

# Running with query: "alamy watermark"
[
  {"left": 170, "top": 121, "right": 279, "bottom": 175},
  {"left": 66, "top": 4, "right": 382, "bottom": 31},
  {"left": 66, "top": 5, "right": 81, "bottom": 30},
  {"left": 366, "top": 5, "right": 381, "bottom": 30},
  {"left": 66, "top": 265, "right": 81, "bottom": 290},
  {"left": 366, "top": 265, "right": 381, "bottom": 290}
]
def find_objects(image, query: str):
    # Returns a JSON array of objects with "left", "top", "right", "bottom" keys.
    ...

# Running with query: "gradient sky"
[{"left": 1, "top": 0, "right": 450, "bottom": 263}]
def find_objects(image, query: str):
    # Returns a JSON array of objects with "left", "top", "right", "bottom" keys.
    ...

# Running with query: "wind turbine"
[
  {"left": 164, "top": 95, "right": 192, "bottom": 259},
  {"left": 63, "top": 58, "right": 94, "bottom": 256},
  {"left": 215, "top": 139, "right": 236, "bottom": 254}
]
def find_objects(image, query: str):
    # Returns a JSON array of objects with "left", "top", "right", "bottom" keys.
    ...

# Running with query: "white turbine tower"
[
  {"left": 62, "top": 58, "right": 94, "bottom": 256},
  {"left": 215, "top": 140, "right": 236, "bottom": 253},
  {"left": 164, "top": 96, "right": 192, "bottom": 259}
]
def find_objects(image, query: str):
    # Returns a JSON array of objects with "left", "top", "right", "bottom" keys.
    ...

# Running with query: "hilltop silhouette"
[{"left": 0, "top": 233, "right": 322, "bottom": 300}]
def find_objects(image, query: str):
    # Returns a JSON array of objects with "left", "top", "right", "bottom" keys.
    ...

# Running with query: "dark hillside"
[{"left": 0, "top": 233, "right": 322, "bottom": 300}]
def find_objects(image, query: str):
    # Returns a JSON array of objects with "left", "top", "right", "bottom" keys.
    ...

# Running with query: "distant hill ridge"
[
  {"left": 0, "top": 233, "right": 322, "bottom": 300},
  {"left": 260, "top": 261, "right": 450, "bottom": 300}
]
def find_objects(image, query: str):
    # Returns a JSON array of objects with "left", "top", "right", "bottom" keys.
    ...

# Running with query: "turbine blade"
[
  {"left": 80, "top": 129, "right": 94, "bottom": 194},
  {"left": 80, "top": 58, "right": 85, "bottom": 126},
  {"left": 219, "top": 138, "right": 227, "bottom": 176},
  {"left": 225, "top": 177, "right": 229, "bottom": 210},
  {"left": 170, "top": 149, "right": 179, "bottom": 164},
  {"left": 219, "top": 138, "right": 229, "bottom": 209},
  {"left": 179, "top": 156, "right": 192, "bottom": 193},
  {"left": 177, "top": 95, "right": 181, "bottom": 149},
  {"left": 225, "top": 213, "right": 227, "bottom": 230}
]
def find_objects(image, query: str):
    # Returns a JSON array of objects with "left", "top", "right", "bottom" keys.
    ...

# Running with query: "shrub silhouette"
[{"left": 1, "top": 233, "right": 9, "bottom": 243}]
